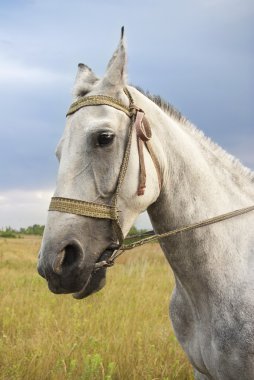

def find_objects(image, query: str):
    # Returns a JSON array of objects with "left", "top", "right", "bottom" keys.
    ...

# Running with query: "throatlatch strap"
[{"left": 49, "top": 197, "right": 118, "bottom": 220}]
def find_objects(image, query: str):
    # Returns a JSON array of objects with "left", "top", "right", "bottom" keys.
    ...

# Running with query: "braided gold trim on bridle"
[
  {"left": 49, "top": 197, "right": 118, "bottom": 220},
  {"left": 66, "top": 95, "right": 132, "bottom": 117}
]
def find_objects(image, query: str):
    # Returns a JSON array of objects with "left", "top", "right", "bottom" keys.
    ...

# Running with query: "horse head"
[{"left": 37, "top": 30, "right": 161, "bottom": 298}]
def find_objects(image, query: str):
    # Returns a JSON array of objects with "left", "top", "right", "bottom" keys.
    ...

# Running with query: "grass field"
[{"left": 0, "top": 236, "right": 194, "bottom": 380}]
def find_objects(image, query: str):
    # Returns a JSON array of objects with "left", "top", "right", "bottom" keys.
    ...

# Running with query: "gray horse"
[{"left": 38, "top": 33, "right": 254, "bottom": 379}]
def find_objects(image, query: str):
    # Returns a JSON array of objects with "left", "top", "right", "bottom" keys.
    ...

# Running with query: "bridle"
[
  {"left": 49, "top": 88, "right": 254, "bottom": 271},
  {"left": 49, "top": 87, "right": 161, "bottom": 251}
]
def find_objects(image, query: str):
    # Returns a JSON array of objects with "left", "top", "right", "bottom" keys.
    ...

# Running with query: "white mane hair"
[{"left": 136, "top": 86, "right": 254, "bottom": 184}]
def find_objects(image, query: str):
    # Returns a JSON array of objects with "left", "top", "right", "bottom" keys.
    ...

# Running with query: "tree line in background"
[
  {"left": 0, "top": 225, "right": 45, "bottom": 238},
  {"left": 0, "top": 224, "right": 148, "bottom": 238}
]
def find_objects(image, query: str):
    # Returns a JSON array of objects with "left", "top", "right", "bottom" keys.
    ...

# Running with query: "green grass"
[{"left": 0, "top": 237, "right": 194, "bottom": 380}]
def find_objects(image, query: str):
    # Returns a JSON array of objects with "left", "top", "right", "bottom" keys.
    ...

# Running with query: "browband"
[{"left": 66, "top": 95, "right": 132, "bottom": 117}]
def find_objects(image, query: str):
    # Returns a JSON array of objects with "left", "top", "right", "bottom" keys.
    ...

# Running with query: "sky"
[{"left": 0, "top": 0, "right": 253, "bottom": 229}]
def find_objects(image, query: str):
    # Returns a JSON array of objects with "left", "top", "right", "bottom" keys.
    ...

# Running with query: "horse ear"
[
  {"left": 101, "top": 27, "right": 127, "bottom": 89},
  {"left": 73, "top": 63, "right": 98, "bottom": 98}
]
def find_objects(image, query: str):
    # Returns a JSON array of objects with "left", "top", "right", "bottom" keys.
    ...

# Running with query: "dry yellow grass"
[{"left": 0, "top": 236, "right": 194, "bottom": 380}]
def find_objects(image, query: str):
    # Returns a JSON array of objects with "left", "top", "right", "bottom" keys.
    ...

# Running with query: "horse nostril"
[
  {"left": 53, "top": 243, "right": 82, "bottom": 275},
  {"left": 63, "top": 244, "right": 81, "bottom": 267}
]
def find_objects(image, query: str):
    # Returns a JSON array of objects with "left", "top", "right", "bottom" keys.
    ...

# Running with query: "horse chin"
[
  {"left": 73, "top": 267, "right": 107, "bottom": 299},
  {"left": 72, "top": 243, "right": 119, "bottom": 299}
]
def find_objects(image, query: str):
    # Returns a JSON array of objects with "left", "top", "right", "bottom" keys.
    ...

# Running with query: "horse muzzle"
[
  {"left": 37, "top": 240, "right": 118, "bottom": 298},
  {"left": 38, "top": 239, "right": 92, "bottom": 293}
]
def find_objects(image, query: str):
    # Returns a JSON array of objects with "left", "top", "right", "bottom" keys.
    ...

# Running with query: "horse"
[{"left": 38, "top": 31, "right": 254, "bottom": 379}]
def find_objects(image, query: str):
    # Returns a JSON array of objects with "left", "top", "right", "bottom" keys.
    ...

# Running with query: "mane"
[
  {"left": 136, "top": 86, "right": 254, "bottom": 183},
  {"left": 136, "top": 86, "right": 188, "bottom": 125}
]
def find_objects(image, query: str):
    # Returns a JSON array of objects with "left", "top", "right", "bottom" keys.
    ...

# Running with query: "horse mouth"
[
  {"left": 73, "top": 243, "right": 119, "bottom": 299},
  {"left": 72, "top": 269, "right": 106, "bottom": 299}
]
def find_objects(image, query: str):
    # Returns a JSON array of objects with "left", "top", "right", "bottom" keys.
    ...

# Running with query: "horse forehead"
[
  {"left": 61, "top": 106, "right": 129, "bottom": 157},
  {"left": 62, "top": 104, "right": 130, "bottom": 156},
  {"left": 68, "top": 104, "right": 123, "bottom": 129}
]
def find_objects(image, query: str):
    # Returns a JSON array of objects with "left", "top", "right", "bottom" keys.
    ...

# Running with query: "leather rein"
[{"left": 49, "top": 88, "right": 254, "bottom": 271}]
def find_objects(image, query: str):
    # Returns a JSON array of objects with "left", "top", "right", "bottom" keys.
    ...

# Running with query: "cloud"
[
  {"left": 135, "top": 212, "right": 152, "bottom": 230},
  {"left": 0, "top": 60, "right": 71, "bottom": 86},
  {"left": 0, "top": 187, "right": 154, "bottom": 230},
  {"left": 0, "top": 189, "right": 53, "bottom": 229}
]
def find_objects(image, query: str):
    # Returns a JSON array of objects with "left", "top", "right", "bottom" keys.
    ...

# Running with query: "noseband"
[{"left": 49, "top": 88, "right": 161, "bottom": 245}]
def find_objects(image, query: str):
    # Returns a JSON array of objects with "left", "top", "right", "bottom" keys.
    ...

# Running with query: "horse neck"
[
  {"left": 130, "top": 87, "right": 254, "bottom": 286},
  {"left": 151, "top": 116, "right": 254, "bottom": 227}
]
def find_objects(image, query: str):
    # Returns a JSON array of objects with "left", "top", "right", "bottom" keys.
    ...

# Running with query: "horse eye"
[{"left": 97, "top": 132, "right": 115, "bottom": 147}]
